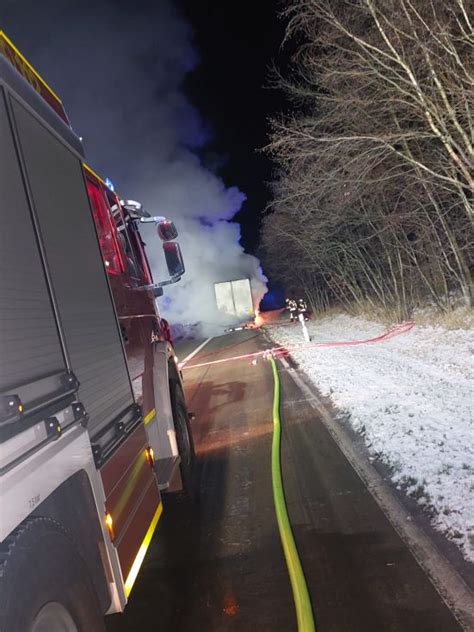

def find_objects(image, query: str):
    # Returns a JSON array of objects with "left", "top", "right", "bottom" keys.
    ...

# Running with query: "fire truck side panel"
[
  {"left": 148, "top": 344, "right": 180, "bottom": 460},
  {"left": 0, "top": 423, "right": 126, "bottom": 613},
  {"left": 87, "top": 178, "right": 160, "bottom": 414},
  {"left": 0, "top": 56, "right": 83, "bottom": 157},
  {"left": 0, "top": 75, "right": 125, "bottom": 615},
  {"left": 0, "top": 44, "right": 179, "bottom": 619},
  {"left": 0, "top": 88, "right": 65, "bottom": 394},
  {"left": 9, "top": 92, "right": 162, "bottom": 604},
  {"left": 89, "top": 184, "right": 181, "bottom": 463},
  {"left": 140, "top": 323, "right": 156, "bottom": 418},
  {"left": 117, "top": 480, "right": 161, "bottom": 592},
  {"left": 107, "top": 264, "right": 160, "bottom": 412},
  {"left": 11, "top": 98, "right": 134, "bottom": 437},
  {"left": 99, "top": 422, "right": 161, "bottom": 583}
]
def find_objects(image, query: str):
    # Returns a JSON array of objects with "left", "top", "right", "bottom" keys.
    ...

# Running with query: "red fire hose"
[{"left": 180, "top": 321, "right": 414, "bottom": 371}]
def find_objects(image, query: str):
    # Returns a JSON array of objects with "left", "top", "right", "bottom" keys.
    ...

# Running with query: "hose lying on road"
[
  {"left": 181, "top": 321, "right": 414, "bottom": 371},
  {"left": 269, "top": 355, "right": 316, "bottom": 632}
]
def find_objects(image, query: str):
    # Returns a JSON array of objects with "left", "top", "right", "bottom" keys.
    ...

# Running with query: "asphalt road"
[{"left": 107, "top": 329, "right": 462, "bottom": 631}]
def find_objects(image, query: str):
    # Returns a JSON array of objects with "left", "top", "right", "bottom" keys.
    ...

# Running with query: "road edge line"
[{"left": 179, "top": 337, "right": 213, "bottom": 369}]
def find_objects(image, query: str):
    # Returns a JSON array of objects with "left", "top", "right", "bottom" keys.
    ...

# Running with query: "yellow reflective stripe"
[
  {"left": 83, "top": 162, "right": 107, "bottom": 186},
  {"left": 143, "top": 408, "right": 156, "bottom": 425},
  {"left": 124, "top": 502, "right": 163, "bottom": 597},
  {"left": 0, "top": 31, "right": 63, "bottom": 103}
]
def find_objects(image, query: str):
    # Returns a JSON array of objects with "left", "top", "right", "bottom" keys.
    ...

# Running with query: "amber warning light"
[
  {"left": 105, "top": 513, "right": 115, "bottom": 541},
  {"left": 0, "top": 394, "right": 24, "bottom": 424},
  {"left": 145, "top": 447, "right": 155, "bottom": 468}
]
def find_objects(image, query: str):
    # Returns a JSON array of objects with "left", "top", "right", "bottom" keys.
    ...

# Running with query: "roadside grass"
[
  {"left": 413, "top": 305, "right": 474, "bottom": 330},
  {"left": 309, "top": 302, "right": 474, "bottom": 330}
]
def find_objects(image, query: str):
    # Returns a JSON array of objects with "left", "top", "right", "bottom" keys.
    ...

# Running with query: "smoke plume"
[{"left": 2, "top": 0, "right": 267, "bottom": 337}]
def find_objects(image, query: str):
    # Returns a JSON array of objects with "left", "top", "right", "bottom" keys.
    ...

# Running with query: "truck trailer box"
[{"left": 214, "top": 278, "right": 254, "bottom": 319}]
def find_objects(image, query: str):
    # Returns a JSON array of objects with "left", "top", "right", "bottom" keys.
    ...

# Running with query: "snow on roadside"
[{"left": 268, "top": 314, "right": 474, "bottom": 563}]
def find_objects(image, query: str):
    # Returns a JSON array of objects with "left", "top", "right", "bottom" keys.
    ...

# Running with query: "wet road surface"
[{"left": 107, "top": 330, "right": 462, "bottom": 631}]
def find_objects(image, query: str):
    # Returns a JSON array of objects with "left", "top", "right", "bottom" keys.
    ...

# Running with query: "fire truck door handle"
[{"left": 120, "top": 324, "right": 129, "bottom": 344}]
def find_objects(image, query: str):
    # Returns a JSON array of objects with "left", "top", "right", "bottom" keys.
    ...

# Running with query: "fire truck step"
[{"left": 155, "top": 456, "right": 181, "bottom": 490}]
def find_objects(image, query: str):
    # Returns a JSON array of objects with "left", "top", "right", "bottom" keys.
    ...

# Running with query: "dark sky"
[
  {"left": 178, "top": 0, "right": 287, "bottom": 254},
  {"left": 2, "top": 0, "right": 287, "bottom": 257},
  {"left": 2, "top": 0, "right": 288, "bottom": 323}
]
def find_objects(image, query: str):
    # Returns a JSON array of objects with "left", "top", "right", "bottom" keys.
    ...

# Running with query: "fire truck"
[{"left": 0, "top": 32, "right": 194, "bottom": 631}]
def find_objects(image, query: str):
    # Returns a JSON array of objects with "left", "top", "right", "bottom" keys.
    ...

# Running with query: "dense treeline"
[{"left": 261, "top": 0, "right": 473, "bottom": 318}]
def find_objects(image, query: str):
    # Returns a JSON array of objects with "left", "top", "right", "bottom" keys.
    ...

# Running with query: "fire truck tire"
[
  {"left": 0, "top": 517, "right": 106, "bottom": 632},
  {"left": 170, "top": 381, "right": 195, "bottom": 495}
]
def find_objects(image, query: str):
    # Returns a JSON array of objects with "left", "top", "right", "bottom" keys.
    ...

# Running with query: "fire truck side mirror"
[
  {"left": 142, "top": 242, "right": 185, "bottom": 291},
  {"left": 139, "top": 216, "right": 178, "bottom": 241},
  {"left": 163, "top": 242, "right": 185, "bottom": 280},
  {"left": 156, "top": 220, "right": 178, "bottom": 241}
]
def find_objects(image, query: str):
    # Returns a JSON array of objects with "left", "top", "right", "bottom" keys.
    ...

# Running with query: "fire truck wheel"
[
  {"left": 170, "top": 381, "right": 195, "bottom": 495},
  {"left": 0, "top": 517, "right": 106, "bottom": 632}
]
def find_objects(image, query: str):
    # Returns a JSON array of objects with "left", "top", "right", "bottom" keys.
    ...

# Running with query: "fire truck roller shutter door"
[
  {"left": 11, "top": 99, "right": 134, "bottom": 438},
  {"left": 0, "top": 89, "right": 65, "bottom": 396}
]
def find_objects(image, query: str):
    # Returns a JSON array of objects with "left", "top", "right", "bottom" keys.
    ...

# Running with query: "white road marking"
[
  {"left": 280, "top": 360, "right": 474, "bottom": 631},
  {"left": 179, "top": 337, "right": 213, "bottom": 369}
]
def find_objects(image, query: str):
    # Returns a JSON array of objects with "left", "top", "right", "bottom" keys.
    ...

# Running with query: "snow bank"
[{"left": 269, "top": 314, "right": 474, "bottom": 563}]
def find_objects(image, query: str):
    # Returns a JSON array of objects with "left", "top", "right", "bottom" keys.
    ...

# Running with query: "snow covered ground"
[{"left": 267, "top": 314, "right": 474, "bottom": 563}]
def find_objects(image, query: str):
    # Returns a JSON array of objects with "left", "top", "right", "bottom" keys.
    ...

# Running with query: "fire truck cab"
[{"left": 0, "top": 32, "right": 193, "bottom": 631}]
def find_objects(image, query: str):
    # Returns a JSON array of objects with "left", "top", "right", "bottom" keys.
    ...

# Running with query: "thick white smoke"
[
  {"left": 144, "top": 217, "right": 268, "bottom": 337},
  {"left": 2, "top": 0, "right": 267, "bottom": 337}
]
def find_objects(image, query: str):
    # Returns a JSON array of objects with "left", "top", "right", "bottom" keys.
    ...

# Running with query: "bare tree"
[{"left": 262, "top": 0, "right": 473, "bottom": 314}]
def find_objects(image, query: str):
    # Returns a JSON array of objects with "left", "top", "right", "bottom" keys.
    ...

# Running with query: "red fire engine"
[{"left": 0, "top": 32, "right": 194, "bottom": 631}]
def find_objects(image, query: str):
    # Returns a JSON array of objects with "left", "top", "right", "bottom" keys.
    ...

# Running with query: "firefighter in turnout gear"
[
  {"left": 298, "top": 298, "right": 309, "bottom": 321},
  {"left": 286, "top": 298, "right": 298, "bottom": 322}
]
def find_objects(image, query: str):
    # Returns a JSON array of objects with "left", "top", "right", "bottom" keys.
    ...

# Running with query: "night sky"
[
  {"left": 178, "top": 0, "right": 287, "bottom": 254},
  {"left": 3, "top": 0, "right": 287, "bottom": 256},
  {"left": 2, "top": 0, "right": 289, "bottom": 314}
]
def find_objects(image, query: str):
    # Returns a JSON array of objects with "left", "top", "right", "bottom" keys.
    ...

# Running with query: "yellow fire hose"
[{"left": 269, "top": 355, "right": 316, "bottom": 632}]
